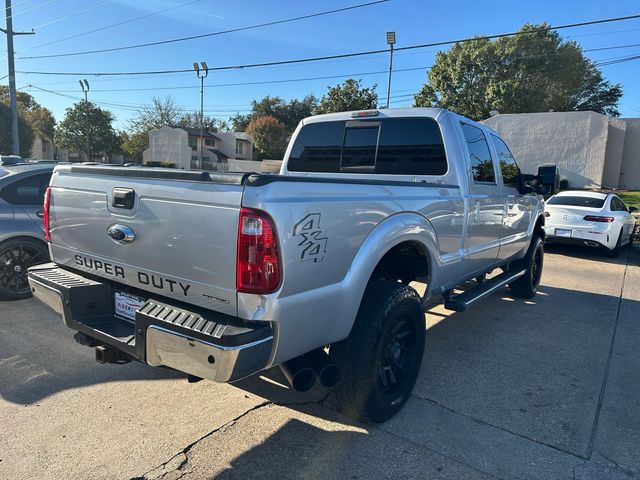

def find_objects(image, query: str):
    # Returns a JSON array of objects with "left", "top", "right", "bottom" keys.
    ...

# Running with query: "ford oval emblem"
[{"left": 107, "top": 224, "right": 136, "bottom": 243}]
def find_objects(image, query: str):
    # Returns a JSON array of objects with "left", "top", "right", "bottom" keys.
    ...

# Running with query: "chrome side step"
[{"left": 444, "top": 269, "right": 526, "bottom": 312}]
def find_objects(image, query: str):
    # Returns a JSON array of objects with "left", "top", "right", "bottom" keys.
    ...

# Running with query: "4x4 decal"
[{"left": 294, "top": 213, "right": 328, "bottom": 263}]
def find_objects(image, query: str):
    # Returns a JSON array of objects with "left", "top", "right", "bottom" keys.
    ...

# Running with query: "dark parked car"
[{"left": 0, "top": 163, "right": 54, "bottom": 300}]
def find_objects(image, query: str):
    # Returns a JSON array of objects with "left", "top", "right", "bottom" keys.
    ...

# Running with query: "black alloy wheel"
[{"left": 0, "top": 239, "right": 49, "bottom": 300}]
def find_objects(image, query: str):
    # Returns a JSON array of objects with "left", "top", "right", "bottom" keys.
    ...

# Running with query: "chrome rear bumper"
[{"left": 28, "top": 263, "right": 273, "bottom": 383}]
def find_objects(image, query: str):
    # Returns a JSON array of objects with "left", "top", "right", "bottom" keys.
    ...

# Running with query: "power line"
[
  {"left": 25, "top": 66, "right": 427, "bottom": 92},
  {"left": 20, "top": 0, "right": 204, "bottom": 51},
  {"left": 6, "top": 0, "right": 57, "bottom": 20},
  {"left": 22, "top": 41, "right": 640, "bottom": 93},
  {"left": 19, "top": 0, "right": 390, "bottom": 59},
  {"left": 596, "top": 53, "right": 640, "bottom": 66},
  {"left": 15, "top": 13, "right": 640, "bottom": 76},
  {"left": 31, "top": 0, "right": 116, "bottom": 30}
]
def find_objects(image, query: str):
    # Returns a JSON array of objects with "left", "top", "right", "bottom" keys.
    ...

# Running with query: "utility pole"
[
  {"left": 2, "top": 0, "right": 34, "bottom": 155},
  {"left": 193, "top": 61, "right": 208, "bottom": 170},
  {"left": 79, "top": 79, "right": 90, "bottom": 161},
  {"left": 385, "top": 31, "right": 396, "bottom": 109}
]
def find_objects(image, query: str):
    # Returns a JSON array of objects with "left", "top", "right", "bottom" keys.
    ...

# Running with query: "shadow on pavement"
[
  {"left": 0, "top": 299, "right": 182, "bottom": 405},
  {"left": 545, "top": 242, "right": 639, "bottom": 266},
  {"left": 234, "top": 281, "right": 638, "bottom": 462}
]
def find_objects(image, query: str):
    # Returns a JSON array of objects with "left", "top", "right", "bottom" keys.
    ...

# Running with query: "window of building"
[
  {"left": 188, "top": 137, "right": 197, "bottom": 150},
  {"left": 287, "top": 117, "right": 448, "bottom": 175},
  {"left": 235, "top": 140, "right": 244, "bottom": 156},
  {"left": 461, "top": 123, "right": 495, "bottom": 183},
  {"left": 204, "top": 138, "right": 215, "bottom": 147},
  {"left": 491, "top": 134, "right": 521, "bottom": 188}
]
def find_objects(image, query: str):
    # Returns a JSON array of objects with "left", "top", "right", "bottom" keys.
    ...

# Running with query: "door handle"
[{"left": 36, "top": 210, "right": 45, "bottom": 218}]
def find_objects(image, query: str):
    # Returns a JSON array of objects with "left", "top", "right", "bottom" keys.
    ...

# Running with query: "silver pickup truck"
[{"left": 28, "top": 108, "right": 558, "bottom": 422}]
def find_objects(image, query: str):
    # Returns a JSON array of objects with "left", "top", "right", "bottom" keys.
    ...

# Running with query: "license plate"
[
  {"left": 114, "top": 291, "right": 146, "bottom": 321},
  {"left": 555, "top": 228, "right": 572, "bottom": 238}
]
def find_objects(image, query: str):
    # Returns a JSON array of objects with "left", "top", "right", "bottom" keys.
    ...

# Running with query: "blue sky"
[{"left": 3, "top": 0, "right": 640, "bottom": 129}]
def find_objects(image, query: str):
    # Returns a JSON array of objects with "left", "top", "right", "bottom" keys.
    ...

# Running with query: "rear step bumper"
[{"left": 27, "top": 263, "right": 273, "bottom": 383}]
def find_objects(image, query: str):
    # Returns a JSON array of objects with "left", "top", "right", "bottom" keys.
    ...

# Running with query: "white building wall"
[
  {"left": 602, "top": 118, "right": 627, "bottom": 189},
  {"left": 214, "top": 132, "right": 253, "bottom": 160},
  {"left": 483, "top": 111, "right": 610, "bottom": 189},
  {"left": 619, "top": 118, "right": 640, "bottom": 190},
  {"left": 145, "top": 126, "right": 191, "bottom": 169}
]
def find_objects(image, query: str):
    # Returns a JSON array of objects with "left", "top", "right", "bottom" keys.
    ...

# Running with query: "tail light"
[
  {"left": 237, "top": 208, "right": 281, "bottom": 294},
  {"left": 583, "top": 215, "right": 614, "bottom": 223},
  {"left": 43, "top": 186, "right": 52, "bottom": 241}
]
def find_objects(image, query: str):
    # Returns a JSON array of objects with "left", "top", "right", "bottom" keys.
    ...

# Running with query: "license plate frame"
[
  {"left": 554, "top": 228, "right": 572, "bottom": 238},
  {"left": 114, "top": 291, "right": 146, "bottom": 322}
]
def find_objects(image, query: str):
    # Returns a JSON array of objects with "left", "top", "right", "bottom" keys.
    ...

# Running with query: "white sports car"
[{"left": 544, "top": 191, "right": 637, "bottom": 256}]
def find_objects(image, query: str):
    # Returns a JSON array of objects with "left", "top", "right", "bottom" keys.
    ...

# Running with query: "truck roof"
[{"left": 300, "top": 107, "right": 448, "bottom": 126}]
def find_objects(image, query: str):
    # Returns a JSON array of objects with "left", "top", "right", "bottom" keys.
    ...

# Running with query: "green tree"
[
  {"left": 119, "top": 131, "right": 148, "bottom": 162},
  {"left": 315, "top": 79, "right": 378, "bottom": 114},
  {"left": 246, "top": 115, "right": 287, "bottom": 160},
  {"left": 230, "top": 112, "right": 251, "bottom": 132},
  {"left": 231, "top": 95, "right": 317, "bottom": 133},
  {"left": 0, "top": 102, "right": 33, "bottom": 156},
  {"left": 177, "top": 112, "right": 229, "bottom": 132},
  {"left": 0, "top": 87, "right": 55, "bottom": 156},
  {"left": 128, "top": 96, "right": 182, "bottom": 133},
  {"left": 55, "top": 101, "right": 120, "bottom": 159},
  {"left": 414, "top": 23, "right": 622, "bottom": 119}
]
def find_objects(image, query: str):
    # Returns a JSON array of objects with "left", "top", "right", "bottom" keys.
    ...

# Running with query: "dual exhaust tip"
[{"left": 279, "top": 348, "right": 341, "bottom": 392}]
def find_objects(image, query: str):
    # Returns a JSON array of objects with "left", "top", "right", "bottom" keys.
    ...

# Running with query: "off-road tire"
[
  {"left": 0, "top": 237, "right": 49, "bottom": 301},
  {"left": 328, "top": 279, "right": 425, "bottom": 423},
  {"left": 509, "top": 236, "right": 544, "bottom": 299}
]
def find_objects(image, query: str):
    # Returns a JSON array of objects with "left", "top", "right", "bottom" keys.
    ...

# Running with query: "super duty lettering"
[{"left": 29, "top": 108, "right": 558, "bottom": 422}]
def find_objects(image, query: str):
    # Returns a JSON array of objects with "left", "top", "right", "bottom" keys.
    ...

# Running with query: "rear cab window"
[{"left": 287, "top": 117, "right": 448, "bottom": 176}]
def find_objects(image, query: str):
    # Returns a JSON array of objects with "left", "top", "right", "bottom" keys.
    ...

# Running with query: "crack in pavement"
[
  {"left": 594, "top": 449, "right": 640, "bottom": 477},
  {"left": 130, "top": 398, "right": 325, "bottom": 480},
  {"left": 411, "top": 393, "right": 587, "bottom": 460},
  {"left": 586, "top": 247, "right": 631, "bottom": 459}
]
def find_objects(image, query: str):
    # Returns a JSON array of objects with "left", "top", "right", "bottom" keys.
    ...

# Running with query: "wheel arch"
[
  {"left": 340, "top": 212, "right": 441, "bottom": 336},
  {"left": 0, "top": 234, "right": 48, "bottom": 250}
]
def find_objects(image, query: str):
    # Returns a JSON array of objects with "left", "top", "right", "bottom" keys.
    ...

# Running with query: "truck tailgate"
[{"left": 47, "top": 165, "right": 246, "bottom": 316}]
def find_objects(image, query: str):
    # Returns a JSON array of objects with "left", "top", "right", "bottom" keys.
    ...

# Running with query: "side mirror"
[
  {"left": 629, "top": 206, "right": 638, "bottom": 214},
  {"left": 536, "top": 164, "right": 559, "bottom": 195}
]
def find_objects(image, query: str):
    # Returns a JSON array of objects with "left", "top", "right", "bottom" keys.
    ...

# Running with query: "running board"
[{"left": 444, "top": 269, "right": 526, "bottom": 312}]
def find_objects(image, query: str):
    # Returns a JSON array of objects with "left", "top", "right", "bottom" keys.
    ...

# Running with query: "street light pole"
[
  {"left": 385, "top": 31, "right": 396, "bottom": 109},
  {"left": 193, "top": 61, "right": 209, "bottom": 170},
  {"left": 79, "top": 79, "right": 90, "bottom": 161},
  {"left": 2, "top": 0, "right": 35, "bottom": 155}
]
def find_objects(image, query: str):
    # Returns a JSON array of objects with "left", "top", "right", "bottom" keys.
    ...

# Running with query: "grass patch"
[{"left": 617, "top": 191, "right": 640, "bottom": 208}]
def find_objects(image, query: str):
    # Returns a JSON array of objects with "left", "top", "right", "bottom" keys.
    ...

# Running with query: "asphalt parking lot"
[{"left": 1, "top": 244, "right": 639, "bottom": 480}]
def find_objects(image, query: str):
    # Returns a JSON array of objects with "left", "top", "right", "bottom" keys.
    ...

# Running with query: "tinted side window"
[
  {"left": 461, "top": 124, "right": 495, "bottom": 183},
  {"left": 287, "top": 118, "right": 447, "bottom": 175},
  {"left": 491, "top": 135, "right": 520, "bottom": 188},
  {"left": 0, "top": 173, "right": 52, "bottom": 205},
  {"left": 610, "top": 197, "right": 627, "bottom": 212}
]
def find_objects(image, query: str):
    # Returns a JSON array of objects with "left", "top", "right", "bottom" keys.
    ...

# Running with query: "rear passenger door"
[
  {"left": 460, "top": 123, "right": 504, "bottom": 277},
  {"left": 0, "top": 172, "right": 52, "bottom": 230},
  {"left": 491, "top": 135, "right": 531, "bottom": 260}
]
